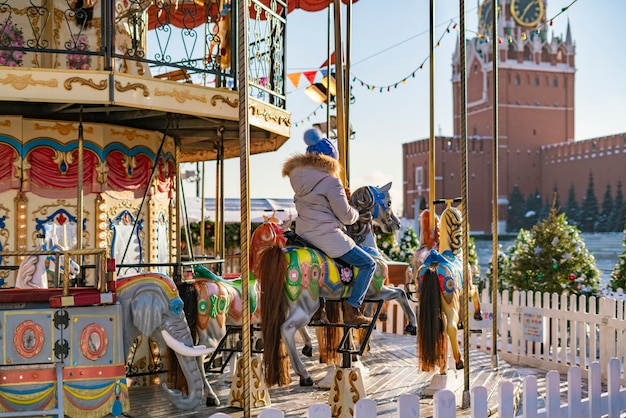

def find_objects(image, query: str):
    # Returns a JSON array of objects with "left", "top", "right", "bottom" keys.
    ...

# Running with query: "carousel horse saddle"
[{"left": 284, "top": 230, "right": 353, "bottom": 272}]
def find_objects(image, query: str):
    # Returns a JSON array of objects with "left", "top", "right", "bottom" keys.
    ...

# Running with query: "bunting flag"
[{"left": 287, "top": 72, "right": 302, "bottom": 88}]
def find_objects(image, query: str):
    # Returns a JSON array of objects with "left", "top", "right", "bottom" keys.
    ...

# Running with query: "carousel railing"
[
  {"left": 0, "top": 247, "right": 107, "bottom": 294},
  {"left": 0, "top": 0, "right": 286, "bottom": 108}
]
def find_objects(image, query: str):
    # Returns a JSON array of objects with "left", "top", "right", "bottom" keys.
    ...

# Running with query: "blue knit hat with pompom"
[{"left": 303, "top": 128, "right": 338, "bottom": 160}]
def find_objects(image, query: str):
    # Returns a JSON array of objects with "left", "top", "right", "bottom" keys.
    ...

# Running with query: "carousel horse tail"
[
  {"left": 316, "top": 301, "right": 342, "bottom": 365},
  {"left": 258, "top": 244, "right": 291, "bottom": 387},
  {"left": 178, "top": 281, "right": 199, "bottom": 343},
  {"left": 417, "top": 268, "right": 447, "bottom": 372}
]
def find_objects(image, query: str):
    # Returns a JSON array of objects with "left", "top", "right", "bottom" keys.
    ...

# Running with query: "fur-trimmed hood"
[{"left": 282, "top": 153, "right": 341, "bottom": 179}]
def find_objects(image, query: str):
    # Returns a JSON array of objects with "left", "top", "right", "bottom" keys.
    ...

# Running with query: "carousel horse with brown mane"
[
  {"left": 255, "top": 183, "right": 417, "bottom": 387},
  {"left": 178, "top": 222, "right": 316, "bottom": 374},
  {"left": 408, "top": 199, "right": 482, "bottom": 373}
]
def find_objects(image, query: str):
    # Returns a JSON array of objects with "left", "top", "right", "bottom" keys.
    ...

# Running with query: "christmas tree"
[
  {"left": 608, "top": 226, "right": 626, "bottom": 292},
  {"left": 373, "top": 224, "right": 396, "bottom": 260},
  {"left": 389, "top": 227, "right": 419, "bottom": 263},
  {"left": 502, "top": 205, "right": 601, "bottom": 297},
  {"left": 485, "top": 244, "right": 511, "bottom": 293}
]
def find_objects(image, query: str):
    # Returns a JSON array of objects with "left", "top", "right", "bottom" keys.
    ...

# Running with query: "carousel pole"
[
  {"left": 490, "top": 0, "right": 500, "bottom": 369},
  {"left": 327, "top": 2, "right": 366, "bottom": 417},
  {"left": 235, "top": 0, "right": 251, "bottom": 416},
  {"left": 76, "top": 107, "right": 84, "bottom": 285},
  {"left": 428, "top": 0, "right": 436, "bottom": 232},
  {"left": 333, "top": 0, "right": 347, "bottom": 186},
  {"left": 459, "top": 0, "right": 471, "bottom": 409},
  {"left": 200, "top": 162, "right": 205, "bottom": 255},
  {"left": 344, "top": 0, "right": 352, "bottom": 179}
]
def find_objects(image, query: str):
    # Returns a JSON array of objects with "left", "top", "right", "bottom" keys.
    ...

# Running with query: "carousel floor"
[{"left": 111, "top": 331, "right": 586, "bottom": 418}]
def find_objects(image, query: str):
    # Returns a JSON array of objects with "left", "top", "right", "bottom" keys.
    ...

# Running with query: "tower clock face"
[
  {"left": 510, "top": 0, "right": 545, "bottom": 27},
  {"left": 479, "top": 0, "right": 501, "bottom": 35},
  {"left": 479, "top": 0, "right": 494, "bottom": 35}
]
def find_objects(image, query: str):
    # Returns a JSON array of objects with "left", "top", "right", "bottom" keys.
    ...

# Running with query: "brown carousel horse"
[
  {"left": 255, "top": 183, "right": 417, "bottom": 387},
  {"left": 408, "top": 199, "right": 482, "bottom": 373}
]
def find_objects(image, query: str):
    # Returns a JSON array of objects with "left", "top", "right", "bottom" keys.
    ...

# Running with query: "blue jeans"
[{"left": 339, "top": 246, "right": 376, "bottom": 308}]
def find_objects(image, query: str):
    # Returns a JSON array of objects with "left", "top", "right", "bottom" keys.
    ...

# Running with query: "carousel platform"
[{"left": 109, "top": 331, "right": 584, "bottom": 418}]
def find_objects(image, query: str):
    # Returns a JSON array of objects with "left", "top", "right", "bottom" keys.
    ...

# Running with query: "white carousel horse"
[
  {"left": 15, "top": 235, "right": 80, "bottom": 289},
  {"left": 255, "top": 183, "right": 418, "bottom": 387}
]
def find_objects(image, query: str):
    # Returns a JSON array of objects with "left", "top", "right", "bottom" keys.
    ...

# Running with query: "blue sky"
[{"left": 184, "top": 0, "right": 626, "bottom": 217}]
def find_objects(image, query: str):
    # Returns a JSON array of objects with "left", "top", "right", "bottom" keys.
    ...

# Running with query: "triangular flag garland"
[
  {"left": 286, "top": 20, "right": 456, "bottom": 94},
  {"left": 291, "top": 2, "right": 577, "bottom": 126}
]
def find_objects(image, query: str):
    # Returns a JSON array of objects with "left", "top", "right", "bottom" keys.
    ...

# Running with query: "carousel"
[{"left": 0, "top": 0, "right": 290, "bottom": 417}]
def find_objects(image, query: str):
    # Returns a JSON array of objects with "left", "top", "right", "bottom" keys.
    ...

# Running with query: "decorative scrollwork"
[
  {"left": 154, "top": 88, "right": 207, "bottom": 104},
  {"left": 115, "top": 81, "right": 149, "bottom": 97},
  {"left": 0, "top": 74, "right": 57, "bottom": 90},
  {"left": 249, "top": 104, "right": 291, "bottom": 127},
  {"left": 210, "top": 94, "right": 238, "bottom": 108},
  {"left": 64, "top": 77, "right": 107, "bottom": 90}
]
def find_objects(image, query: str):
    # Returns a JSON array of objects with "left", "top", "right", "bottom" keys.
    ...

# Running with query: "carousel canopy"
[{"left": 147, "top": 0, "right": 358, "bottom": 29}]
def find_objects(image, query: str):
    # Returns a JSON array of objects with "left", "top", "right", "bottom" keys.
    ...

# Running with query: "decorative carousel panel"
[
  {"left": 108, "top": 207, "right": 144, "bottom": 276},
  {"left": 2, "top": 310, "right": 55, "bottom": 365},
  {"left": 68, "top": 304, "right": 124, "bottom": 367}
]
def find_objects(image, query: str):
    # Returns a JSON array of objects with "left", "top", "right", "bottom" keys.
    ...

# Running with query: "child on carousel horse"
[{"left": 281, "top": 128, "right": 374, "bottom": 325}]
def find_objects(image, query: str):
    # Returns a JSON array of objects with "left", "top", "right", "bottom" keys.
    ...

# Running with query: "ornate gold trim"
[
  {"left": 0, "top": 120, "right": 11, "bottom": 127},
  {"left": 109, "top": 128, "right": 149, "bottom": 142},
  {"left": 249, "top": 104, "right": 291, "bottom": 127},
  {"left": 210, "top": 94, "right": 238, "bottom": 108},
  {"left": 154, "top": 88, "right": 207, "bottom": 104},
  {"left": 115, "top": 81, "right": 150, "bottom": 97},
  {"left": 64, "top": 77, "right": 108, "bottom": 91},
  {"left": 14, "top": 192, "right": 28, "bottom": 253},
  {"left": 0, "top": 74, "right": 58, "bottom": 90},
  {"left": 33, "top": 122, "right": 94, "bottom": 136}
]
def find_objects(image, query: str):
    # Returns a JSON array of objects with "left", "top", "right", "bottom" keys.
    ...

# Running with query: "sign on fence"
[{"left": 522, "top": 307, "right": 543, "bottom": 342}]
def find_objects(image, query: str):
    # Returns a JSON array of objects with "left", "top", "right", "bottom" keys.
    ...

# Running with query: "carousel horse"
[
  {"left": 178, "top": 228, "right": 316, "bottom": 367},
  {"left": 408, "top": 200, "right": 482, "bottom": 373},
  {"left": 256, "top": 183, "right": 418, "bottom": 387},
  {"left": 15, "top": 234, "right": 80, "bottom": 289}
]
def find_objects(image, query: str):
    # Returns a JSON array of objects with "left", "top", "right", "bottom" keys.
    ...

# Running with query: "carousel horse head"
[
  {"left": 15, "top": 234, "right": 80, "bottom": 289},
  {"left": 348, "top": 183, "right": 400, "bottom": 241}
]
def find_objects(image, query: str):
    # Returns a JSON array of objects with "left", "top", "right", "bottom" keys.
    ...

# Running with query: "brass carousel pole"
[
  {"left": 428, "top": 0, "right": 435, "bottom": 231},
  {"left": 344, "top": 0, "right": 352, "bottom": 178},
  {"left": 459, "top": 0, "right": 471, "bottom": 408},
  {"left": 491, "top": 0, "right": 500, "bottom": 369},
  {"left": 236, "top": 0, "right": 252, "bottom": 415},
  {"left": 200, "top": 162, "right": 206, "bottom": 255},
  {"left": 333, "top": 0, "right": 347, "bottom": 186}
]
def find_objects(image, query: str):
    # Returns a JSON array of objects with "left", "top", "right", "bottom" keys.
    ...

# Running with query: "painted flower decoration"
[
  {"left": 67, "top": 34, "right": 91, "bottom": 70},
  {"left": 0, "top": 21, "right": 25, "bottom": 67}
]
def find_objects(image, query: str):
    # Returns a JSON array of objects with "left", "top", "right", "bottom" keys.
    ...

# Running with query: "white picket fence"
[
  {"left": 376, "top": 286, "right": 626, "bottom": 386},
  {"left": 208, "top": 359, "right": 626, "bottom": 417}
]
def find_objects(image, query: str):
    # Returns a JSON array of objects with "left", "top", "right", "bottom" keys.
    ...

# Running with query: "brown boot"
[{"left": 343, "top": 302, "right": 372, "bottom": 325}]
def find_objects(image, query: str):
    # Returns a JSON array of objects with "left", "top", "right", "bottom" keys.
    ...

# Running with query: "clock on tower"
[{"left": 510, "top": 0, "right": 545, "bottom": 27}]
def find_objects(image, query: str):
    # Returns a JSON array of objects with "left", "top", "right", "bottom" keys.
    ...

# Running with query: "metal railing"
[{"left": 0, "top": 0, "right": 286, "bottom": 108}]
